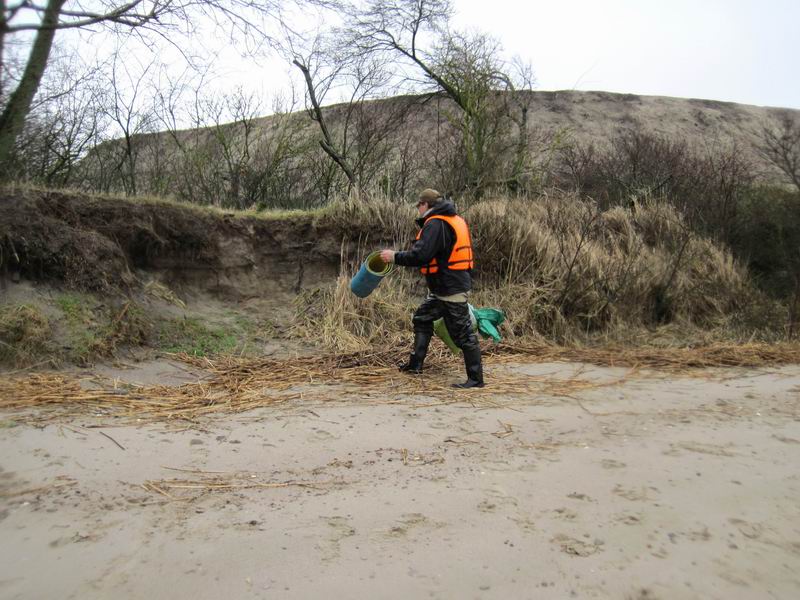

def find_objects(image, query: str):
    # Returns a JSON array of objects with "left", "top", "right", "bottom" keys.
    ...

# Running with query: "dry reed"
[
  {"left": 142, "top": 467, "right": 343, "bottom": 500},
  {"left": 295, "top": 192, "right": 762, "bottom": 353},
  {"left": 496, "top": 341, "right": 800, "bottom": 369},
  {"left": 1, "top": 342, "right": 798, "bottom": 424}
]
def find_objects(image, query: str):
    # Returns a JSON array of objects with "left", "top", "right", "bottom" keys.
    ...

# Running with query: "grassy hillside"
[{"left": 68, "top": 90, "right": 800, "bottom": 213}]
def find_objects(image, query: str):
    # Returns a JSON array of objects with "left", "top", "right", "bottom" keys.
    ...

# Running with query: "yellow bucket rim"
[{"left": 365, "top": 251, "right": 394, "bottom": 276}]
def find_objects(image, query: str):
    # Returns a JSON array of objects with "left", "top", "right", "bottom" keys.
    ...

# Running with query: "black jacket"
[{"left": 394, "top": 201, "right": 472, "bottom": 296}]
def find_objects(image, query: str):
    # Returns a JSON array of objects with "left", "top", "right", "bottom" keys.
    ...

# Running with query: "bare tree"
[
  {"left": 189, "top": 87, "right": 265, "bottom": 207},
  {"left": 503, "top": 56, "right": 535, "bottom": 192},
  {"left": 95, "top": 50, "right": 158, "bottom": 195},
  {"left": 429, "top": 31, "right": 534, "bottom": 194},
  {"left": 284, "top": 21, "right": 415, "bottom": 196},
  {"left": 761, "top": 113, "right": 800, "bottom": 191},
  {"left": 148, "top": 67, "right": 313, "bottom": 207},
  {"left": 5, "top": 45, "right": 103, "bottom": 184},
  {"left": 696, "top": 137, "right": 755, "bottom": 242},
  {"left": 292, "top": 51, "right": 358, "bottom": 189},
  {"left": 244, "top": 92, "right": 314, "bottom": 209},
  {"left": 149, "top": 65, "right": 215, "bottom": 200},
  {"left": 347, "top": 0, "right": 534, "bottom": 197},
  {"left": 348, "top": 93, "right": 416, "bottom": 190},
  {"left": 0, "top": 0, "right": 331, "bottom": 177},
  {"left": 0, "top": 0, "right": 174, "bottom": 172},
  {"left": 557, "top": 136, "right": 599, "bottom": 195}
]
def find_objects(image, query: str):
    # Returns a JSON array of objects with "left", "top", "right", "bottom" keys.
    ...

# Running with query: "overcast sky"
[
  {"left": 44, "top": 0, "right": 799, "bottom": 115},
  {"left": 451, "top": 0, "right": 800, "bottom": 109}
]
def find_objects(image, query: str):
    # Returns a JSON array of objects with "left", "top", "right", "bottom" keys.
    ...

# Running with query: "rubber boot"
[
  {"left": 399, "top": 331, "right": 432, "bottom": 374},
  {"left": 452, "top": 345, "right": 484, "bottom": 388}
]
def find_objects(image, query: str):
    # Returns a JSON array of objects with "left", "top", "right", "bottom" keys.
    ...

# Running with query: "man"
[{"left": 380, "top": 189, "right": 484, "bottom": 389}]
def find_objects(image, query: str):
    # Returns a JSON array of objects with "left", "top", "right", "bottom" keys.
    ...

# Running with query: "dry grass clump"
[
  {"left": 468, "top": 194, "right": 747, "bottom": 337},
  {"left": 50, "top": 294, "right": 153, "bottom": 366},
  {"left": 299, "top": 191, "right": 752, "bottom": 349},
  {"left": 296, "top": 191, "right": 435, "bottom": 352},
  {"left": 293, "top": 272, "right": 419, "bottom": 352},
  {"left": 313, "top": 190, "right": 415, "bottom": 250},
  {"left": 0, "top": 304, "right": 51, "bottom": 366}
]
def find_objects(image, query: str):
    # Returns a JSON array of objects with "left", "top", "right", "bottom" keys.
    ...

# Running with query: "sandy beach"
[{"left": 1, "top": 359, "right": 799, "bottom": 599}]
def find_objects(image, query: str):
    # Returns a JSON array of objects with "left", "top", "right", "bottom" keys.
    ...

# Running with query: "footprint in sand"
[
  {"left": 553, "top": 507, "right": 578, "bottom": 520},
  {"left": 716, "top": 570, "right": 751, "bottom": 588},
  {"left": 310, "top": 429, "right": 339, "bottom": 442},
  {"left": 729, "top": 518, "right": 763, "bottom": 539},
  {"left": 476, "top": 484, "right": 522, "bottom": 513},
  {"left": 485, "top": 486, "right": 520, "bottom": 505},
  {"left": 601, "top": 459, "right": 626, "bottom": 469},
  {"left": 614, "top": 512, "right": 642, "bottom": 526},
  {"left": 0, "top": 468, "right": 15, "bottom": 493},
  {"left": 512, "top": 515, "right": 536, "bottom": 533},
  {"left": 384, "top": 513, "right": 439, "bottom": 538},
  {"left": 566, "top": 492, "right": 592, "bottom": 501},
  {"left": 686, "top": 526, "right": 712, "bottom": 541},
  {"left": 48, "top": 532, "right": 96, "bottom": 547},
  {"left": 456, "top": 416, "right": 476, "bottom": 433},
  {"left": 665, "top": 442, "right": 736, "bottom": 457},
  {"left": 316, "top": 516, "right": 355, "bottom": 561},
  {"left": 551, "top": 533, "right": 602, "bottom": 557},
  {"left": 728, "top": 519, "right": 800, "bottom": 555},
  {"left": 613, "top": 484, "right": 654, "bottom": 502},
  {"left": 480, "top": 459, "right": 518, "bottom": 472},
  {"left": 49, "top": 535, "right": 73, "bottom": 548}
]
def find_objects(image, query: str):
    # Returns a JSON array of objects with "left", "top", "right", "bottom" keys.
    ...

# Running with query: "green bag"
[
  {"left": 433, "top": 305, "right": 506, "bottom": 354},
  {"left": 433, "top": 318, "right": 462, "bottom": 354},
  {"left": 473, "top": 307, "right": 505, "bottom": 342}
]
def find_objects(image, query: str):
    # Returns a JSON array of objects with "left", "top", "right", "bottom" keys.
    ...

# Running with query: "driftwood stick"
[{"left": 98, "top": 430, "right": 126, "bottom": 451}]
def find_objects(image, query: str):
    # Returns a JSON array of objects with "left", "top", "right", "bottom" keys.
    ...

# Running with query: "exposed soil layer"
[{"left": 0, "top": 189, "right": 348, "bottom": 299}]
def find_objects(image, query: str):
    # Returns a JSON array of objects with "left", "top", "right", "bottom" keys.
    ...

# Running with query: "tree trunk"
[
  {"left": 789, "top": 275, "right": 800, "bottom": 339},
  {"left": 292, "top": 59, "right": 357, "bottom": 190},
  {"left": 0, "top": 0, "right": 7, "bottom": 100},
  {"left": 508, "top": 100, "right": 529, "bottom": 192},
  {"left": 0, "top": 0, "right": 66, "bottom": 178}
]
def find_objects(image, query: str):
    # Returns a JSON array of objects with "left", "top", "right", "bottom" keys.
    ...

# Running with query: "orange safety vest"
[{"left": 416, "top": 214, "right": 474, "bottom": 275}]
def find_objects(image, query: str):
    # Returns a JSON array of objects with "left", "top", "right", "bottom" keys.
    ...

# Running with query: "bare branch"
[{"left": 760, "top": 113, "right": 800, "bottom": 191}]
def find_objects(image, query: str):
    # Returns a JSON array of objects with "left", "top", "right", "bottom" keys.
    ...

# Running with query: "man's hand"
[{"left": 379, "top": 249, "right": 396, "bottom": 263}]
